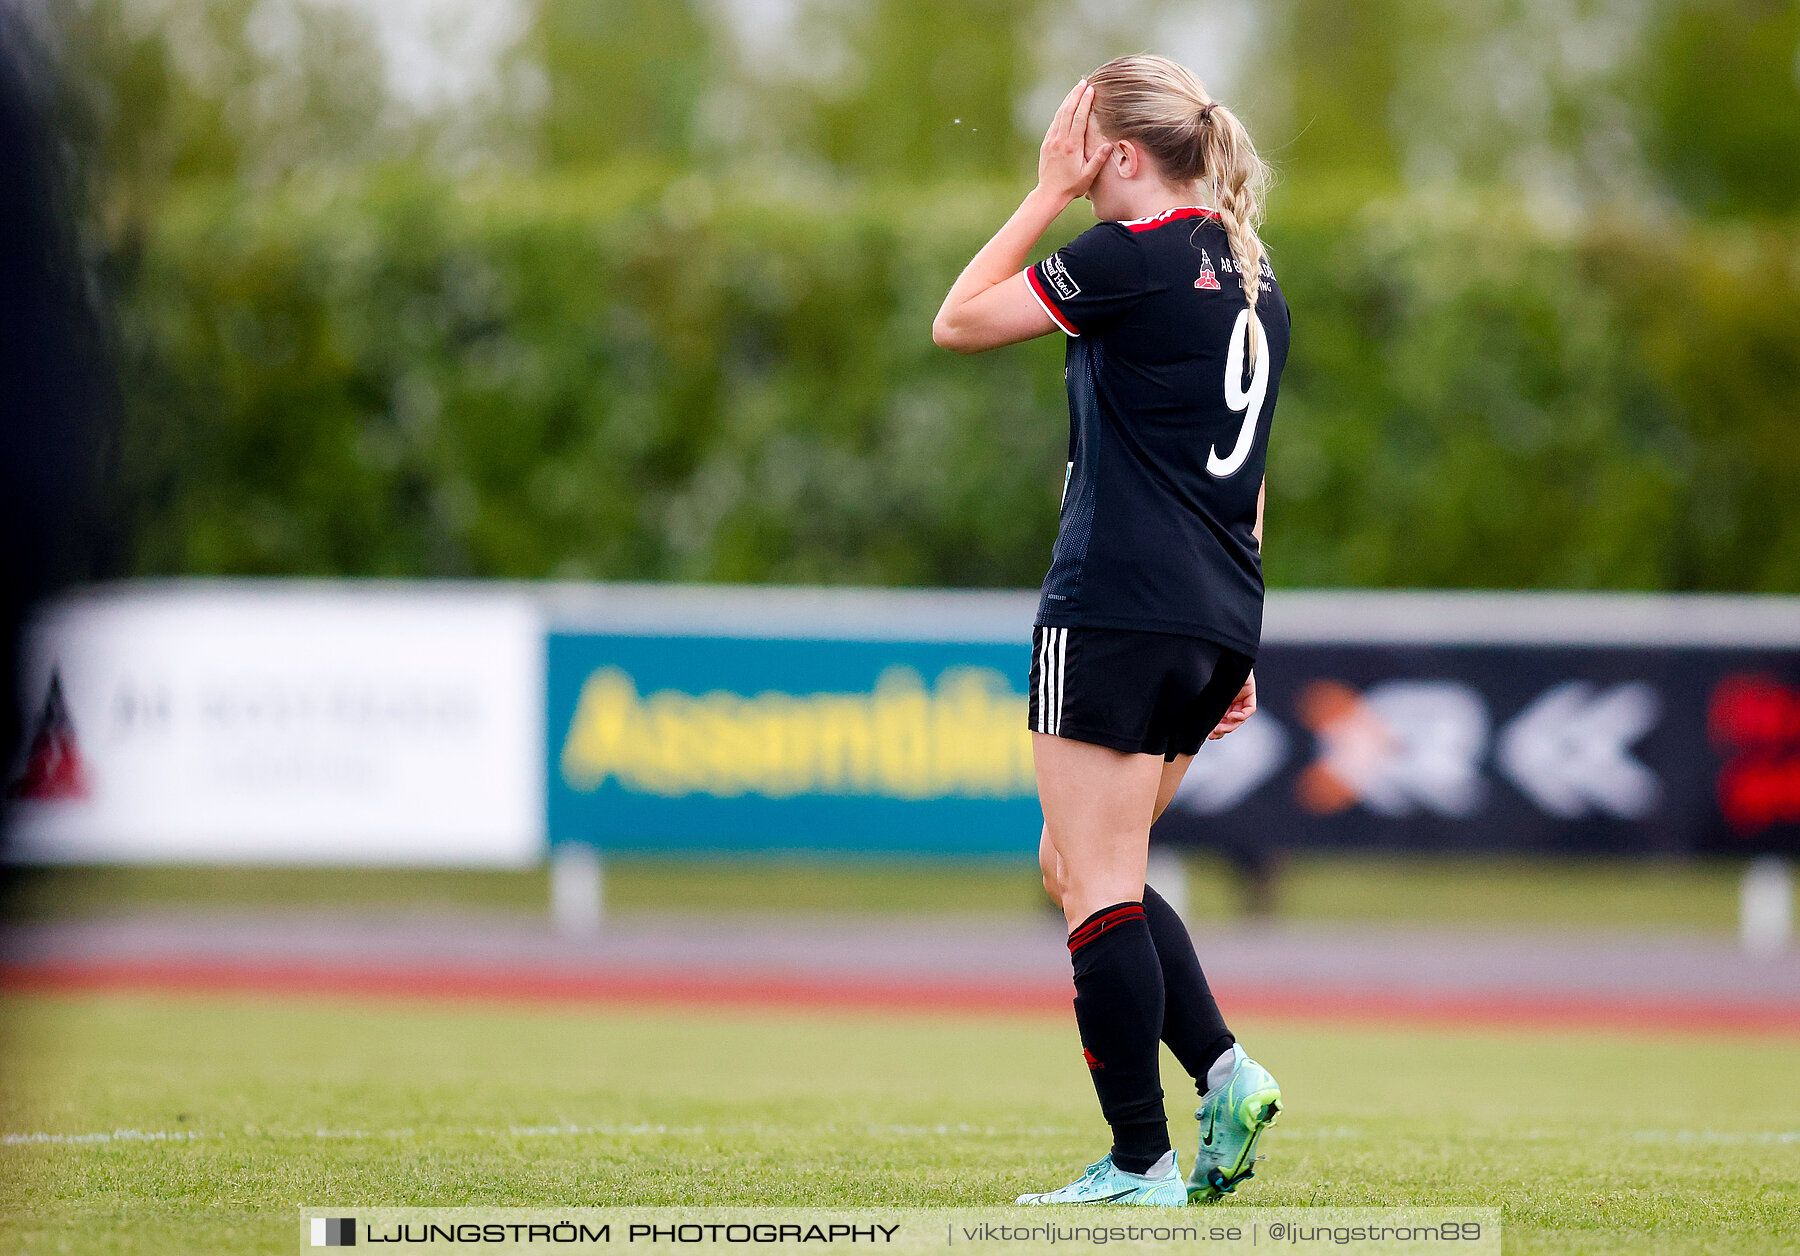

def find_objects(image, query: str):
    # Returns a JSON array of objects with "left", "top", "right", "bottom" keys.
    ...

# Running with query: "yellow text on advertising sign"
[{"left": 560, "top": 666, "right": 1034, "bottom": 799}]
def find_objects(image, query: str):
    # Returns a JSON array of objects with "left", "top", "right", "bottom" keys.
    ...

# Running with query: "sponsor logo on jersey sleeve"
[{"left": 1042, "top": 253, "right": 1081, "bottom": 300}]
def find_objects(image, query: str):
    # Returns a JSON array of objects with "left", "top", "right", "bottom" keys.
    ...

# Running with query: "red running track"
[{"left": 4, "top": 957, "right": 1798, "bottom": 1038}]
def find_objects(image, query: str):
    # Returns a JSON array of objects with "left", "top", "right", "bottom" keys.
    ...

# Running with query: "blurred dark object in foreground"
[{"left": 0, "top": 9, "right": 113, "bottom": 856}]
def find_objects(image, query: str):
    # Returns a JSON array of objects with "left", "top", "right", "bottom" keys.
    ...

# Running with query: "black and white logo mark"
[{"left": 311, "top": 1217, "right": 356, "bottom": 1247}]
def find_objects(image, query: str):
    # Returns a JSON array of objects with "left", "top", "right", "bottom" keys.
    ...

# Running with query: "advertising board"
[
  {"left": 1162, "top": 640, "right": 1800, "bottom": 858},
  {"left": 545, "top": 589, "right": 1800, "bottom": 859},
  {"left": 7, "top": 584, "right": 543, "bottom": 865}
]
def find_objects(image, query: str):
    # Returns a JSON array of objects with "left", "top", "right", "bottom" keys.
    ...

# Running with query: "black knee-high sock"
[
  {"left": 1068, "top": 902, "right": 1169, "bottom": 1174},
  {"left": 1141, "top": 885, "right": 1235, "bottom": 1095}
]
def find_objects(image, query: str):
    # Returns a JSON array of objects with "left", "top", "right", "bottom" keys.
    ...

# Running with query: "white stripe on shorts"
[
  {"left": 1052, "top": 627, "right": 1067, "bottom": 735},
  {"left": 1035, "top": 628, "right": 1050, "bottom": 733},
  {"left": 1035, "top": 627, "right": 1070, "bottom": 736}
]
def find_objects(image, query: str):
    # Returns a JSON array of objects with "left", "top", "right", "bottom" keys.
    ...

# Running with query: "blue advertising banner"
[{"left": 546, "top": 633, "right": 1039, "bottom": 853}]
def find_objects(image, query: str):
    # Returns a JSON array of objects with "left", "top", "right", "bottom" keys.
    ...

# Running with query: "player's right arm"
[{"left": 931, "top": 80, "right": 1114, "bottom": 354}]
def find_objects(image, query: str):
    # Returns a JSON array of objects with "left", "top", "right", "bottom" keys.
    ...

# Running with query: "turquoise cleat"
[
  {"left": 1188, "top": 1045, "right": 1282, "bottom": 1202},
  {"left": 1016, "top": 1152, "right": 1187, "bottom": 1207}
]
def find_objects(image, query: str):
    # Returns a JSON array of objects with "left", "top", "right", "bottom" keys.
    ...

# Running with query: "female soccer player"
[{"left": 932, "top": 55, "right": 1289, "bottom": 1206}]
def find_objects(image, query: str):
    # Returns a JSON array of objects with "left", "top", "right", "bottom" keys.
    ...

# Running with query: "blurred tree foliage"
[
  {"left": 117, "top": 174, "right": 1073, "bottom": 583},
  {"left": 794, "top": 0, "right": 1045, "bottom": 179},
  {"left": 531, "top": 0, "right": 712, "bottom": 165},
  {"left": 1273, "top": 0, "right": 1408, "bottom": 181},
  {"left": 41, "top": 0, "right": 1800, "bottom": 591},
  {"left": 1637, "top": 0, "right": 1800, "bottom": 216},
  {"left": 118, "top": 171, "right": 1800, "bottom": 590}
]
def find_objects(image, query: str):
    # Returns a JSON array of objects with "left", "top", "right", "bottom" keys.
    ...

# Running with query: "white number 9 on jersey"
[{"left": 1207, "top": 309, "right": 1270, "bottom": 478}]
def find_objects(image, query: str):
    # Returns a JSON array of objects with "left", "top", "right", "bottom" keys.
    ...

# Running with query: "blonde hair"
[{"left": 1087, "top": 54, "right": 1273, "bottom": 363}]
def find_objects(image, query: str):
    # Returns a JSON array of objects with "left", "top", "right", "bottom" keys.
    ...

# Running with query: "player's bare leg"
[
  {"left": 1041, "top": 743, "right": 1280, "bottom": 1202},
  {"left": 1039, "top": 753, "right": 1230, "bottom": 1088},
  {"left": 1154, "top": 754, "right": 1194, "bottom": 825},
  {"left": 1034, "top": 732, "right": 1162, "bottom": 929},
  {"left": 1020, "top": 731, "right": 1188, "bottom": 1201},
  {"left": 1038, "top": 752, "right": 1194, "bottom": 908}
]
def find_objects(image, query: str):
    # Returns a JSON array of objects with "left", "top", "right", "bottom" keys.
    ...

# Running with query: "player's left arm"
[
  {"left": 932, "top": 80, "right": 1113, "bottom": 353},
  {"left": 1210, "top": 477, "right": 1266, "bottom": 740},
  {"left": 932, "top": 250, "right": 1057, "bottom": 354}
]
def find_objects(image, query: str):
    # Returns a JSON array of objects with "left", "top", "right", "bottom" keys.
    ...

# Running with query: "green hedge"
[{"left": 115, "top": 168, "right": 1800, "bottom": 591}]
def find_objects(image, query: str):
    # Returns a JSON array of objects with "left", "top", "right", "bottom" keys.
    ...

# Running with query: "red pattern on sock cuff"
[{"left": 1067, "top": 903, "right": 1146, "bottom": 953}]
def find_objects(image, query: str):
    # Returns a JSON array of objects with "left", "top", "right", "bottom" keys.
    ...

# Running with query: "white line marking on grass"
[
  {"left": 0, "top": 1121, "right": 1157, "bottom": 1146},
  {"left": 59, "top": 1119, "right": 1739, "bottom": 1151},
  {"left": 505, "top": 1123, "right": 706, "bottom": 1137},
  {"left": 2, "top": 1128, "right": 203, "bottom": 1145},
  {"left": 870, "top": 1124, "right": 1006, "bottom": 1137}
]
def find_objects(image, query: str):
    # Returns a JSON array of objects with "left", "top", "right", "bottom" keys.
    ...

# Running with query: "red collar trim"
[{"left": 1119, "top": 205, "right": 1220, "bottom": 233}]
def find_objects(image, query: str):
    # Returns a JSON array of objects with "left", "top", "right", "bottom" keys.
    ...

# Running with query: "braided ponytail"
[
  {"left": 1087, "top": 55, "right": 1274, "bottom": 365},
  {"left": 1200, "top": 103, "right": 1270, "bottom": 366}
]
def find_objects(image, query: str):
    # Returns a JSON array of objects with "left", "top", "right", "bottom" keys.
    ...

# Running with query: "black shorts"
[{"left": 1027, "top": 625, "right": 1254, "bottom": 760}]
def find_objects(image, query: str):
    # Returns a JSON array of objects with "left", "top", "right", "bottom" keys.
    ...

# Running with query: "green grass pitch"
[{"left": 2, "top": 993, "right": 1795, "bottom": 1254}]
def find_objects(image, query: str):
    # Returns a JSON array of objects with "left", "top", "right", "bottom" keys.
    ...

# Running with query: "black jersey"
[{"left": 1024, "top": 205, "right": 1290, "bottom": 656}]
